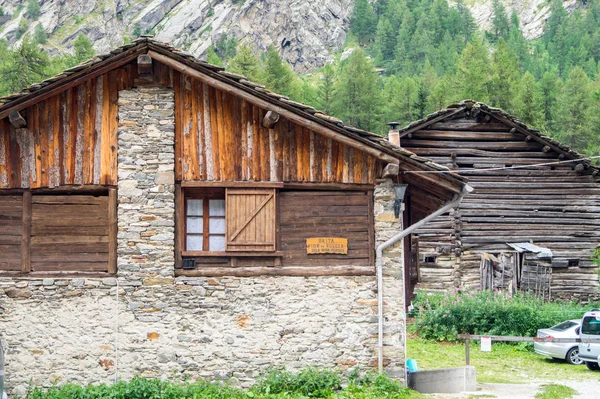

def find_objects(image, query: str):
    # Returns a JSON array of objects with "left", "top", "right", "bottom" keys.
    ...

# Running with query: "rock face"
[
  {"left": 0, "top": 0, "right": 581, "bottom": 72},
  {"left": 462, "top": 0, "right": 579, "bottom": 40},
  {"left": 0, "top": 0, "right": 354, "bottom": 72}
]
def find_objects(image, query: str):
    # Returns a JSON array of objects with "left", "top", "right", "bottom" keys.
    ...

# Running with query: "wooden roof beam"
[{"left": 9, "top": 111, "right": 26, "bottom": 128}]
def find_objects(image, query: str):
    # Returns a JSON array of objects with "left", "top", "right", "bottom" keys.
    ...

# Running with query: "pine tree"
[
  {"left": 491, "top": 0, "right": 510, "bottom": 42},
  {"left": 72, "top": 34, "right": 95, "bottom": 64},
  {"left": 374, "top": 16, "right": 396, "bottom": 63},
  {"left": 489, "top": 38, "right": 519, "bottom": 111},
  {"left": 228, "top": 43, "right": 262, "bottom": 83},
  {"left": 317, "top": 63, "right": 336, "bottom": 114},
  {"left": 0, "top": 35, "right": 49, "bottom": 94},
  {"left": 514, "top": 71, "right": 543, "bottom": 127},
  {"left": 350, "top": 0, "right": 377, "bottom": 45},
  {"left": 27, "top": 0, "right": 40, "bottom": 20},
  {"left": 456, "top": 0, "right": 477, "bottom": 45},
  {"left": 539, "top": 71, "right": 561, "bottom": 130},
  {"left": 34, "top": 23, "right": 46, "bottom": 45},
  {"left": 331, "top": 49, "right": 381, "bottom": 132},
  {"left": 556, "top": 66, "right": 592, "bottom": 149},
  {"left": 263, "top": 45, "right": 300, "bottom": 100},
  {"left": 454, "top": 38, "right": 490, "bottom": 103},
  {"left": 205, "top": 47, "right": 223, "bottom": 66}
]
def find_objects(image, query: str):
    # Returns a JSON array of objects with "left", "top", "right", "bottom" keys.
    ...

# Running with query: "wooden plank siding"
[
  {"left": 279, "top": 190, "right": 372, "bottom": 267},
  {"left": 403, "top": 115, "right": 600, "bottom": 298},
  {"left": 0, "top": 62, "right": 143, "bottom": 190},
  {"left": 174, "top": 72, "right": 381, "bottom": 185}
]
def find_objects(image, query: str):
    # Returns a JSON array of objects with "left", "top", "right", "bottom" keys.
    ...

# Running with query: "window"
[
  {"left": 182, "top": 187, "right": 276, "bottom": 255},
  {"left": 582, "top": 317, "right": 600, "bottom": 335},
  {"left": 185, "top": 191, "right": 226, "bottom": 252},
  {"left": 550, "top": 321, "right": 578, "bottom": 332}
]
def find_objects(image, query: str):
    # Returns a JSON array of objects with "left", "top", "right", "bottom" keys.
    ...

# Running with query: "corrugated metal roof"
[{"left": 507, "top": 242, "right": 553, "bottom": 259}]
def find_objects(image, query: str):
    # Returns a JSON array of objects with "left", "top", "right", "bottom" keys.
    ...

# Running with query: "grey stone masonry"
[
  {"left": 117, "top": 87, "right": 176, "bottom": 281},
  {"left": 374, "top": 179, "right": 406, "bottom": 379},
  {"left": 0, "top": 89, "right": 406, "bottom": 396}
]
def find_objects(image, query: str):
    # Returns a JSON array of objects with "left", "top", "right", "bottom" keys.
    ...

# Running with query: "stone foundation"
[{"left": 0, "top": 87, "right": 406, "bottom": 396}]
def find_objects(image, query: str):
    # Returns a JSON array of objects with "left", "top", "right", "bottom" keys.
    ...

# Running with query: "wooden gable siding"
[
  {"left": 173, "top": 71, "right": 380, "bottom": 184},
  {"left": 0, "top": 65, "right": 139, "bottom": 190},
  {"left": 403, "top": 116, "right": 600, "bottom": 296}
]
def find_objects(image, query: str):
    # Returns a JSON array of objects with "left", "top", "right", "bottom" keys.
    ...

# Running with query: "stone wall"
[{"left": 0, "top": 86, "right": 406, "bottom": 396}]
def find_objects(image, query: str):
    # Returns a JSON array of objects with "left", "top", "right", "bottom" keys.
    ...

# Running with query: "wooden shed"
[
  {"left": 0, "top": 38, "right": 468, "bottom": 392},
  {"left": 395, "top": 100, "right": 600, "bottom": 302}
]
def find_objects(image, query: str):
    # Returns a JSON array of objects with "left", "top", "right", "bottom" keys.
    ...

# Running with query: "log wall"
[{"left": 403, "top": 114, "right": 600, "bottom": 300}]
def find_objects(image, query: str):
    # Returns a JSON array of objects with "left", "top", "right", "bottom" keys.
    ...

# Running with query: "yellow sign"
[{"left": 306, "top": 237, "right": 348, "bottom": 255}]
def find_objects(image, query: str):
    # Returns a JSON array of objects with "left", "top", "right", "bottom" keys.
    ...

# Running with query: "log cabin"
[
  {"left": 0, "top": 38, "right": 468, "bottom": 394},
  {"left": 395, "top": 100, "right": 600, "bottom": 303}
]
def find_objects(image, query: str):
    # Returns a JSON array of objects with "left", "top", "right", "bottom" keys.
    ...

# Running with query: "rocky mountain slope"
[{"left": 0, "top": 0, "right": 580, "bottom": 72}]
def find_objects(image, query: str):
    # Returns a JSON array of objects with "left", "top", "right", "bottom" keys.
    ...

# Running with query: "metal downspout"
[{"left": 375, "top": 185, "right": 472, "bottom": 374}]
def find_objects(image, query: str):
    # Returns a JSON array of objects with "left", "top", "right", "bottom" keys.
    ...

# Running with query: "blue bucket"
[{"left": 406, "top": 359, "right": 419, "bottom": 373}]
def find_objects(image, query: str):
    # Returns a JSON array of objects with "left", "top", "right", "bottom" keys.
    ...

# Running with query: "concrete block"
[{"left": 407, "top": 366, "right": 476, "bottom": 394}]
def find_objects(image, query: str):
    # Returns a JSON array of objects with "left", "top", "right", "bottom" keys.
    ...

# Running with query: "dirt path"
[{"left": 427, "top": 380, "right": 600, "bottom": 399}]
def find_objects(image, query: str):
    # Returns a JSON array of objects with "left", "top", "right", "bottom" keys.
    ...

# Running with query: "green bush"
[
  {"left": 413, "top": 290, "right": 599, "bottom": 341},
  {"left": 19, "top": 370, "right": 418, "bottom": 399},
  {"left": 252, "top": 368, "right": 341, "bottom": 397}
]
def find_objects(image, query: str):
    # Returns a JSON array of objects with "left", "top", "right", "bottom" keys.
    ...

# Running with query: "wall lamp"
[{"left": 393, "top": 184, "right": 408, "bottom": 218}]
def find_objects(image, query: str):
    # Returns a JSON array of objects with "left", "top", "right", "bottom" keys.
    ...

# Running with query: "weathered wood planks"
[
  {"left": 174, "top": 76, "right": 379, "bottom": 184},
  {"left": 0, "top": 64, "right": 134, "bottom": 189},
  {"left": 405, "top": 114, "right": 600, "bottom": 298}
]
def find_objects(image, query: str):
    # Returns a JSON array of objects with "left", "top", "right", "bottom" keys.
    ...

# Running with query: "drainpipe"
[{"left": 375, "top": 185, "right": 472, "bottom": 374}]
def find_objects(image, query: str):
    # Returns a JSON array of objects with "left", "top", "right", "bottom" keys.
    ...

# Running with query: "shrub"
[
  {"left": 18, "top": 370, "right": 417, "bottom": 399},
  {"left": 413, "top": 290, "right": 599, "bottom": 341},
  {"left": 252, "top": 368, "right": 341, "bottom": 397}
]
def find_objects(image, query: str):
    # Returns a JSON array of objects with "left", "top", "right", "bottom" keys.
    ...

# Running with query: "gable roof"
[
  {"left": 0, "top": 37, "right": 468, "bottom": 198},
  {"left": 398, "top": 100, "right": 597, "bottom": 170}
]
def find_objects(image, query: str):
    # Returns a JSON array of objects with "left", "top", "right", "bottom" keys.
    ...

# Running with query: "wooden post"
[
  {"left": 21, "top": 190, "right": 32, "bottom": 273},
  {"left": 108, "top": 188, "right": 118, "bottom": 274},
  {"left": 137, "top": 54, "right": 153, "bottom": 76},
  {"left": 465, "top": 336, "right": 470, "bottom": 366},
  {"left": 174, "top": 184, "right": 182, "bottom": 269}
]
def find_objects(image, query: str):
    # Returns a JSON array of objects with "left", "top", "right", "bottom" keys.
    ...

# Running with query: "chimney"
[{"left": 387, "top": 122, "right": 401, "bottom": 147}]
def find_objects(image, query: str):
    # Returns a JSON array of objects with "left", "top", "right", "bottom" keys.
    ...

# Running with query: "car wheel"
[
  {"left": 585, "top": 361, "right": 600, "bottom": 371},
  {"left": 566, "top": 347, "right": 584, "bottom": 365}
]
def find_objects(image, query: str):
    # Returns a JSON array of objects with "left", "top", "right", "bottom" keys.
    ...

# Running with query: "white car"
[
  {"left": 579, "top": 309, "right": 600, "bottom": 371},
  {"left": 534, "top": 319, "right": 583, "bottom": 365}
]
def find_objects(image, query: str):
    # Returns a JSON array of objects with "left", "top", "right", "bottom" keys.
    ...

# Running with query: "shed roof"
[{"left": 0, "top": 38, "right": 468, "bottom": 189}]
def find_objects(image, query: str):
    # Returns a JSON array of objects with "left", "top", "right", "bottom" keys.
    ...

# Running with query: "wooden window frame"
[
  {"left": 179, "top": 186, "right": 279, "bottom": 258},
  {"left": 0, "top": 188, "right": 117, "bottom": 277},
  {"left": 183, "top": 188, "right": 227, "bottom": 254}
]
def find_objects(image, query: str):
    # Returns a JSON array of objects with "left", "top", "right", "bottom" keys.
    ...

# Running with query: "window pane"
[
  {"left": 210, "top": 218, "right": 225, "bottom": 234},
  {"left": 187, "top": 199, "right": 203, "bottom": 216},
  {"left": 187, "top": 217, "right": 203, "bottom": 233},
  {"left": 187, "top": 235, "right": 203, "bottom": 251},
  {"left": 209, "top": 199, "right": 225, "bottom": 216},
  {"left": 209, "top": 235, "right": 225, "bottom": 251}
]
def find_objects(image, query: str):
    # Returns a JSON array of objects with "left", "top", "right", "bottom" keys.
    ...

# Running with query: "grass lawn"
[{"left": 407, "top": 337, "right": 592, "bottom": 384}]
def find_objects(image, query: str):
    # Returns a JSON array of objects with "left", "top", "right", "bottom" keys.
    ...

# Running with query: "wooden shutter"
[
  {"left": 31, "top": 195, "right": 109, "bottom": 272},
  {"left": 226, "top": 188, "right": 276, "bottom": 252},
  {"left": 0, "top": 196, "right": 23, "bottom": 271}
]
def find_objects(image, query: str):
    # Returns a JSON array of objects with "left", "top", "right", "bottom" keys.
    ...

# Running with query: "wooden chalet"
[
  {"left": 0, "top": 37, "right": 466, "bottom": 277},
  {"left": 0, "top": 38, "right": 471, "bottom": 389},
  {"left": 395, "top": 100, "right": 600, "bottom": 302}
]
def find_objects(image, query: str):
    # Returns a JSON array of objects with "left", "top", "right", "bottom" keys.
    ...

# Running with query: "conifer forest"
[{"left": 2, "top": 0, "right": 600, "bottom": 157}]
